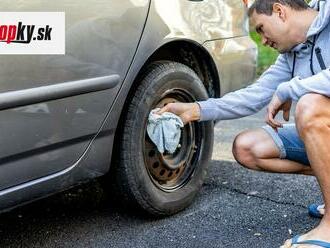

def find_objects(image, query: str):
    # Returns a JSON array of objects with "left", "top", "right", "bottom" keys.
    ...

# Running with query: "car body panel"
[
  {"left": 152, "top": 0, "right": 247, "bottom": 42},
  {"left": 203, "top": 37, "right": 257, "bottom": 97},
  {"left": 0, "top": 0, "right": 150, "bottom": 190},
  {"left": 129, "top": 0, "right": 256, "bottom": 98}
]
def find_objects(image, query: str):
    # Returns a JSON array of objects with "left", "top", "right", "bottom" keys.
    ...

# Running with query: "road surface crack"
[{"left": 204, "top": 183, "right": 306, "bottom": 209}]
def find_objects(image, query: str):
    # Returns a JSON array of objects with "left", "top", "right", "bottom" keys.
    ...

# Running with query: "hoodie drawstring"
[
  {"left": 315, "top": 47, "right": 326, "bottom": 70},
  {"left": 291, "top": 52, "right": 296, "bottom": 78},
  {"left": 310, "top": 35, "right": 317, "bottom": 75},
  {"left": 308, "top": 0, "right": 326, "bottom": 75}
]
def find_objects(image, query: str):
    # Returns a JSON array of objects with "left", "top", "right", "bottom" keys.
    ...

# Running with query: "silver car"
[{"left": 0, "top": 0, "right": 256, "bottom": 216}]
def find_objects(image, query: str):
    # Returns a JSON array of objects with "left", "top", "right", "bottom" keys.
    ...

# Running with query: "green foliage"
[{"left": 250, "top": 31, "right": 278, "bottom": 75}]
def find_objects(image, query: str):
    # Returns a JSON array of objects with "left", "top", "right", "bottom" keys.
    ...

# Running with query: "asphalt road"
[{"left": 0, "top": 106, "right": 323, "bottom": 248}]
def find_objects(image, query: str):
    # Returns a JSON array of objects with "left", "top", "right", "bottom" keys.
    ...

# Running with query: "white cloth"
[{"left": 147, "top": 108, "right": 184, "bottom": 154}]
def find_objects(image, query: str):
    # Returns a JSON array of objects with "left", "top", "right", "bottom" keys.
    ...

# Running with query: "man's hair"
[{"left": 248, "top": 0, "right": 309, "bottom": 17}]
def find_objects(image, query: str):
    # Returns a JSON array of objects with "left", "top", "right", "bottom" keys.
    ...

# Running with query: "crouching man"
[{"left": 157, "top": 0, "right": 330, "bottom": 246}]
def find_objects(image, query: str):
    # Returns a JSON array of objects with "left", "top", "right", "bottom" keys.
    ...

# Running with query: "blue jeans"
[{"left": 262, "top": 123, "right": 310, "bottom": 166}]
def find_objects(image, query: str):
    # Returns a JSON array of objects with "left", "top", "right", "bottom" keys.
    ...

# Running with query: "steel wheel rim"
[{"left": 143, "top": 88, "right": 202, "bottom": 192}]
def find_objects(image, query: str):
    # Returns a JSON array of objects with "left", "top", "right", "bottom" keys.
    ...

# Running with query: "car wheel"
[{"left": 111, "top": 61, "right": 214, "bottom": 216}]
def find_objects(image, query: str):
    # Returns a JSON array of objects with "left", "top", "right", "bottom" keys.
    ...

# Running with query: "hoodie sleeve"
[
  {"left": 196, "top": 54, "right": 292, "bottom": 122},
  {"left": 275, "top": 67, "right": 330, "bottom": 102}
]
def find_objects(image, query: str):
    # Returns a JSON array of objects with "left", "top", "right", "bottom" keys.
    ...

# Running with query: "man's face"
[{"left": 250, "top": 10, "right": 294, "bottom": 53}]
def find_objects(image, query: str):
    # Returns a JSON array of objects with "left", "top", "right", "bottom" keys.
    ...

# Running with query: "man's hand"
[
  {"left": 265, "top": 94, "right": 292, "bottom": 131},
  {"left": 155, "top": 102, "right": 201, "bottom": 125}
]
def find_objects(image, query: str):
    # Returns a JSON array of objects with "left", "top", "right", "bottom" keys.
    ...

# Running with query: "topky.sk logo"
[
  {"left": 0, "top": 22, "right": 52, "bottom": 44},
  {"left": 0, "top": 12, "right": 65, "bottom": 54}
]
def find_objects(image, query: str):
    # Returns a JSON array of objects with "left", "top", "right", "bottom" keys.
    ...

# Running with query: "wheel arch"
[
  {"left": 149, "top": 40, "right": 219, "bottom": 97},
  {"left": 124, "top": 39, "right": 221, "bottom": 111}
]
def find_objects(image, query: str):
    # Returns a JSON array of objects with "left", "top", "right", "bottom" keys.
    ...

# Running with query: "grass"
[{"left": 250, "top": 31, "right": 278, "bottom": 75}]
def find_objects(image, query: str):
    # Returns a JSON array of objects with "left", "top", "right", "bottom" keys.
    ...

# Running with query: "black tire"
[{"left": 111, "top": 61, "right": 214, "bottom": 216}]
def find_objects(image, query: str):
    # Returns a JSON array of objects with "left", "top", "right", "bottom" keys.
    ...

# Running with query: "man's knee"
[
  {"left": 232, "top": 130, "right": 259, "bottom": 170},
  {"left": 295, "top": 93, "right": 327, "bottom": 137}
]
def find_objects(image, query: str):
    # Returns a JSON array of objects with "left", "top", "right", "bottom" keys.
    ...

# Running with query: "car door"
[{"left": 0, "top": 0, "right": 150, "bottom": 190}]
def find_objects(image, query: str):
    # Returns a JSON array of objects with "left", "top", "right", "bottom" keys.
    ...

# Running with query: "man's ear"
[{"left": 273, "top": 3, "right": 286, "bottom": 21}]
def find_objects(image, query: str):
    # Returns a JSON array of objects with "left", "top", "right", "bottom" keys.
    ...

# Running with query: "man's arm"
[
  {"left": 196, "top": 54, "right": 292, "bottom": 122},
  {"left": 275, "top": 68, "right": 330, "bottom": 102}
]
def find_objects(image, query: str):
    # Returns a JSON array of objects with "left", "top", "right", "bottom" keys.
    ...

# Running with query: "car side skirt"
[{"left": 0, "top": 75, "right": 120, "bottom": 111}]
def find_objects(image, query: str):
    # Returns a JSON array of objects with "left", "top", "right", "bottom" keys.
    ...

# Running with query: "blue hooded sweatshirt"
[{"left": 196, "top": 0, "right": 330, "bottom": 122}]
